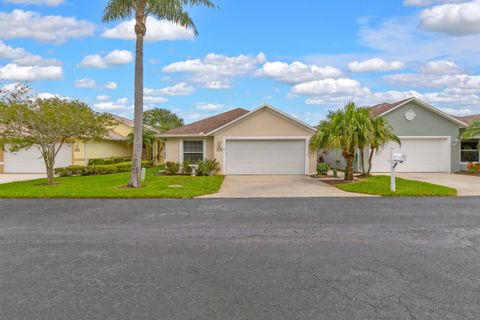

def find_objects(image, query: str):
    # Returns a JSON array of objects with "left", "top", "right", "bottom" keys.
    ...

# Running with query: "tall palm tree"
[
  {"left": 355, "top": 107, "right": 374, "bottom": 175},
  {"left": 103, "top": 0, "right": 216, "bottom": 187},
  {"left": 365, "top": 117, "right": 400, "bottom": 175},
  {"left": 310, "top": 102, "right": 368, "bottom": 181},
  {"left": 126, "top": 129, "right": 157, "bottom": 161},
  {"left": 462, "top": 120, "right": 480, "bottom": 139}
]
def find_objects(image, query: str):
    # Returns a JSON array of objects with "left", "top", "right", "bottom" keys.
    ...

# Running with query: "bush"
[
  {"left": 55, "top": 161, "right": 151, "bottom": 177},
  {"left": 316, "top": 162, "right": 330, "bottom": 175},
  {"left": 182, "top": 160, "right": 193, "bottom": 175},
  {"left": 165, "top": 161, "right": 180, "bottom": 175},
  {"left": 197, "top": 159, "right": 221, "bottom": 176},
  {"left": 467, "top": 162, "right": 480, "bottom": 174},
  {"left": 88, "top": 157, "right": 131, "bottom": 166}
]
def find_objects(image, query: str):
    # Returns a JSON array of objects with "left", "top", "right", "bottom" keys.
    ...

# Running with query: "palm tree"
[
  {"left": 126, "top": 129, "right": 157, "bottom": 161},
  {"left": 310, "top": 102, "right": 369, "bottom": 181},
  {"left": 355, "top": 107, "right": 374, "bottom": 176},
  {"left": 462, "top": 120, "right": 480, "bottom": 139},
  {"left": 365, "top": 117, "right": 400, "bottom": 176},
  {"left": 103, "top": 0, "right": 217, "bottom": 188}
]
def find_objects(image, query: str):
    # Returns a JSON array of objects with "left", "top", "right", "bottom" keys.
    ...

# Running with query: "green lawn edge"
[
  {"left": 0, "top": 167, "right": 225, "bottom": 199},
  {"left": 336, "top": 175, "right": 458, "bottom": 197}
]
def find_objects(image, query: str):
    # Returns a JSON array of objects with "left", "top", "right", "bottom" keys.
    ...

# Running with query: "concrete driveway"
[
  {"left": 398, "top": 173, "right": 480, "bottom": 196},
  {"left": 0, "top": 173, "right": 45, "bottom": 184},
  {"left": 200, "top": 175, "right": 373, "bottom": 198}
]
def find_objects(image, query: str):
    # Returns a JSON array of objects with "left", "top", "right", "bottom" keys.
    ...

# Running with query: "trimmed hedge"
[
  {"left": 88, "top": 157, "right": 132, "bottom": 166},
  {"left": 55, "top": 161, "right": 152, "bottom": 177}
]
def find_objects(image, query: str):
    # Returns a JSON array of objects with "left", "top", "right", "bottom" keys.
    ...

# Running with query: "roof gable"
[
  {"left": 371, "top": 97, "right": 467, "bottom": 127},
  {"left": 207, "top": 104, "right": 316, "bottom": 135}
]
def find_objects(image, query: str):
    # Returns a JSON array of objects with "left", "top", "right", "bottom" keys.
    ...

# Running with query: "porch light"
[{"left": 217, "top": 141, "right": 223, "bottom": 151}]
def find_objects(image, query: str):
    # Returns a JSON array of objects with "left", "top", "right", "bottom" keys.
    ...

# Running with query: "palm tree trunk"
[
  {"left": 128, "top": 12, "right": 146, "bottom": 188},
  {"left": 342, "top": 149, "right": 355, "bottom": 182},
  {"left": 367, "top": 147, "right": 375, "bottom": 175},
  {"left": 360, "top": 148, "right": 366, "bottom": 175}
]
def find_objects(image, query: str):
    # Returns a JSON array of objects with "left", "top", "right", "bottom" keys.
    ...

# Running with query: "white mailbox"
[{"left": 392, "top": 153, "right": 406, "bottom": 163}]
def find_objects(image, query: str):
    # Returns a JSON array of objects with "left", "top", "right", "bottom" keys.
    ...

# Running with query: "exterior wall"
[
  {"left": 382, "top": 101, "right": 462, "bottom": 172},
  {"left": 212, "top": 108, "right": 316, "bottom": 175},
  {"left": 112, "top": 122, "right": 133, "bottom": 137},
  {"left": 73, "top": 140, "right": 132, "bottom": 165},
  {"left": 0, "top": 145, "right": 4, "bottom": 173},
  {"left": 165, "top": 138, "right": 181, "bottom": 163}
]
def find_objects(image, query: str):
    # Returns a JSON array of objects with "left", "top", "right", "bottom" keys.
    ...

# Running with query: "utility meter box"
[{"left": 392, "top": 153, "right": 407, "bottom": 163}]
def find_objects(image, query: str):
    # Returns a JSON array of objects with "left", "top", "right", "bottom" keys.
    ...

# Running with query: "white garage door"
[
  {"left": 4, "top": 144, "right": 73, "bottom": 173},
  {"left": 226, "top": 139, "right": 306, "bottom": 175},
  {"left": 371, "top": 138, "right": 450, "bottom": 173}
]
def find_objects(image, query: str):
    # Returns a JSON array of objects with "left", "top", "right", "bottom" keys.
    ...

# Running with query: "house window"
[
  {"left": 183, "top": 140, "right": 204, "bottom": 162},
  {"left": 461, "top": 140, "right": 479, "bottom": 162}
]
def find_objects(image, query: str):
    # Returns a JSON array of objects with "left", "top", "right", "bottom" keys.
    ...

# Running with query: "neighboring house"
[
  {"left": 159, "top": 104, "right": 317, "bottom": 175},
  {"left": 327, "top": 97, "right": 479, "bottom": 173},
  {"left": 0, "top": 114, "right": 162, "bottom": 174}
]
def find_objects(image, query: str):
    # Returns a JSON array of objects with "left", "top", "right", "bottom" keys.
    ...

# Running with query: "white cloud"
[
  {"left": 144, "top": 96, "right": 168, "bottom": 104},
  {"left": 74, "top": 78, "right": 96, "bottom": 89},
  {"left": 291, "top": 78, "right": 370, "bottom": 97},
  {"left": 256, "top": 61, "right": 342, "bottom": 84},
  {"left": 96, "top": 95, "right": 109, "bottom": 102},
  {"left": 0, "top": 10, "right": 95, "bottom": 44},
  {"left": 385, "top": 73, "right": 480, "bottom": 90},
  {"left": 0, "top": 40, "right": 61, "bottom": 66},
  {"left": 196, "top": 102, "right": 224, "bottom": 111},
  {"left": 93, "top": 97, "right": 129, "bottom": 111},
  {"left": 4, "top": 0, "right": 64, "bottom": 6},
  {"left": 403, "top": 0, "right": 466, "bottom": 7},
  {"left": 78, "top": 50, "right": 133, "bottom": 68},
  {"left": 348, "top": 58, "right": 405, "bottom": 72},
  {"left": 104, "top": 81, "right": 118, "bottom": 90},
  {"left": 163, "top": 52, "right": 266, "bottom": 89},
  {"left": 420, "top": 0, "right": 480, "bottom": 35},
  {"left": 102, "top": 17, "right": 195, "bottom": 42},
  {"left": 420, "top": 60, "right": 460, "bottom": 74},
  {"left": 144, "top": 82, "right": 195, "bottom": 96},
  {"left": 0, "top": 63, "right": 63, "bottom": 81}
]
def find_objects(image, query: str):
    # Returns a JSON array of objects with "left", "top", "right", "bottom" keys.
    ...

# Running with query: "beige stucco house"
[
  {"left": 159, "top": 104, "right": 317, "bottom": 175},
  {"left": 0, "top": 114, "right": 162, "bottom": 173}
]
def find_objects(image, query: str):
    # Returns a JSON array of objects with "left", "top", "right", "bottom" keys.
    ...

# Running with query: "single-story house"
[
  {"left": 327, "top": 97, "right": 479, "bottom": 173},
  {"left": 0, "top": 114, "right": 163, "bottom": 173},
  {"left": 159, "top": 104, "right": 317, "bottom": 175}
]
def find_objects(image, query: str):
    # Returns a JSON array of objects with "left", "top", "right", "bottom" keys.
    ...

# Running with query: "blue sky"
[{"left": 1, "top": 0, "right": 480, "bottom": 124}]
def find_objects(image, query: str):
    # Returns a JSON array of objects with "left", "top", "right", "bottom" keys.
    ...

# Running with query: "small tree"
[
  {"left": 462, "top": 120, "right": 480, "bottom": 140},
  {"left": 143, "top": 108, "right": 184, "bottom": 132},
  {"left": 0, "top": 85, "right": 113, "bottom": 185},
  {"left": 126, "top": 129, "right": 157, "bottom": 160}
]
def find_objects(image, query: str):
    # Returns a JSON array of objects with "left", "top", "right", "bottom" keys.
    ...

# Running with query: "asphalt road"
[{"left": 1, "top": 198, "right": 479, "bottom": 320}]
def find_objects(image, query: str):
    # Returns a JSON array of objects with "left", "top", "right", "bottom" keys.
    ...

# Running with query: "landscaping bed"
[
  {"left": 0, "top": 167, "right": 224, "bottom": 199},
  {"left": 336, "top": 175, "right": 457, "bottom": 197}
]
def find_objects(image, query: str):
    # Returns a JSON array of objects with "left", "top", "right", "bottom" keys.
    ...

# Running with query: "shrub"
[
  {"left": 55, "top": 161, "right": 152, "bottom": 177},
  {"left": 197, "top": 159, "right": 221, "bottom": 176},
  {"left": 467, "top": 162, "right": 480, "bottom": 174},
  {"left": 316, "top": 162, "right": 330, "bottom": 175},
  {"left": 182, "top": 160, "right": 193, "bottom": 175},
  {"left": 165, "top": 161, "right": 180, "bottom": 175},
  {"left": 88, "top": 157, "right": 131, "bottom": 166}
]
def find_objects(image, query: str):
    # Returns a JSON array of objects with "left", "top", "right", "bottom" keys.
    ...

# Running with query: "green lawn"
[
  {"left": 337, "top": 175, "right": 457, "bottom": 197},
  {"left": 0, "top": 167, "right": 224, "bottom": 199}
]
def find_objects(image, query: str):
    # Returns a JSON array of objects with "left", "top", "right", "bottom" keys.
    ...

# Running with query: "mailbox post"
[{"left": 390, "top": 148, "right": 406, "bottom": 192}]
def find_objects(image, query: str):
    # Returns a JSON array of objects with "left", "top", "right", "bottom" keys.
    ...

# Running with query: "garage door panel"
[
  {"left": 226, "top": 140, "right": 305, "bottom": 175},
  {"left": 4, "top": 144, "right": 73, "bottom": 173},
  {"left": 371, "top": 138, "right": 450, "bottom": 173}
]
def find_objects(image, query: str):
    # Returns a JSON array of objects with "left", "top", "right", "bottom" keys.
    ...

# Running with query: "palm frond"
[{"left": 102, "top": 0, "right": 135, "bottom": 23}]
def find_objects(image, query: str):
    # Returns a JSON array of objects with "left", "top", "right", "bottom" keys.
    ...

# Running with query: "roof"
[
  {"left": 162, "top": 108, "right": 249, "bottom": 135},
  {"left": 369, "top": 97, "right": 467, "bottom": 127},
  {"left": 457, "top": 115, "right": 480, "bottom": 125},
  {"left": 110, "top": 114, "right": 134, "bottom": 127},
  {"left": 206, "top": 104, "right": 317, "bottom": 135},
  {"left": 370, "top": 98, "right": 412, "bottom": 117}
]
